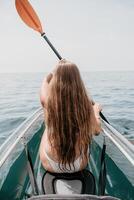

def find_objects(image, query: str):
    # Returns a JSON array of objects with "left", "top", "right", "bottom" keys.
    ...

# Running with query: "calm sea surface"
[{"left": 0, "top": 71, "right": 133, "bottom": 146}]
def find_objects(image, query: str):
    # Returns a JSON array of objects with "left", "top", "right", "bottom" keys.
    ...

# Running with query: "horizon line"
[{"left": 0, "top": 70, "right": 134, "bottom": 74}]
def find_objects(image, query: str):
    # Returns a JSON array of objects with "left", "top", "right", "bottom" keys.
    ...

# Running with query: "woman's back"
[
  {"left": 40, "top": 59, "right": 102, "bottom": 173},
  {"left": 40, "top": 129, "right": 88, "bottom": 173}
]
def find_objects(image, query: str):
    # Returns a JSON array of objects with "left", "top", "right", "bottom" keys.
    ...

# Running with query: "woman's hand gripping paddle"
[{"left": 15, "top": 0, "right": 109, "bottom": 124}]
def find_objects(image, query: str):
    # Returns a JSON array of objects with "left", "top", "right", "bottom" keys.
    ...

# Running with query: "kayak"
[{"left": 0, "top": 108, "right": 134, "bottom": 200}]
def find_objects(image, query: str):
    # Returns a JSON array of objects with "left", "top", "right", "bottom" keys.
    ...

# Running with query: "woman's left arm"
[
  {"left": 40, "top": 77, "right": 48, "bottom": 108},
  {"left": 40, "top": 73, "right": 53, "bottom": 108}
]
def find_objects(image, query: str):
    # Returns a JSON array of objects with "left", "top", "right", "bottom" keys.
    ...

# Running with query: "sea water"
[{"left": 0, "top": 71, "right": 133, "bottom": 146}]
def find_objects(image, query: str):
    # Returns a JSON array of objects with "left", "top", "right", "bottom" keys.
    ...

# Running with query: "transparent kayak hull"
[{"left": 0, "top": 108, "right": 133, "bottom": 200}]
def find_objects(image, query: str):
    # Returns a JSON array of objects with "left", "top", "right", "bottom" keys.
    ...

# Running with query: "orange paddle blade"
[{"left": 15, "top": 0, "right": 43, "bottom": 34}]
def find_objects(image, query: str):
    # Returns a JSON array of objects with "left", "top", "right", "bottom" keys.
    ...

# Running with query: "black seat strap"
[
  {"left": 98, "top": 136, "right": 106, "bottom": 195},
  {"left": 24, "top": 145, "right": 39, "bottom": 195}
]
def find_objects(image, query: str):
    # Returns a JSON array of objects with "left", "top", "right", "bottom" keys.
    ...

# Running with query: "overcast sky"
[{"left": 0, "top": 0, "right": 134, "bottom": 72}]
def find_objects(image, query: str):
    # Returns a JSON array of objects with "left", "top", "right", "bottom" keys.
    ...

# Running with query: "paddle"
[
  {"left": 15, "top": 0, "right": 109, "bottom": 124},
  {"left": 15, "top": 0, "right": 62, "bottom": 60}
]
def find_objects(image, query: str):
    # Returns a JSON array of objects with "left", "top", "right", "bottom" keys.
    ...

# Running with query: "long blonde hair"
[{"left": 46, "top": 59, "right": 95, "bottom": 170}]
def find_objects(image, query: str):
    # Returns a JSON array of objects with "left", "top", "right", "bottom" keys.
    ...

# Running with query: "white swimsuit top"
[
  {"left": 44, "top": 133, "right": 90, "bottom": 173},
  {"left": 44, "top": 149, "right": 82, "bottom": 173}
]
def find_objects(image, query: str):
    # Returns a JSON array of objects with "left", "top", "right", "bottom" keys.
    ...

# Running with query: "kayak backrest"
[{"left": 42, "top": 169, "right": 95, "bottom": 195}]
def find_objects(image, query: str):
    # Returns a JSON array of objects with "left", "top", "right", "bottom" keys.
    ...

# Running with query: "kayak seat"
[{"left": 41, "top": 169, "right": 96, "bottom": 195}]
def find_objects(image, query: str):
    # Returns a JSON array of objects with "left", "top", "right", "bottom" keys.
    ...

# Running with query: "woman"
[{"left": 39, "top": 59, "right": 102, "bottom": 173}]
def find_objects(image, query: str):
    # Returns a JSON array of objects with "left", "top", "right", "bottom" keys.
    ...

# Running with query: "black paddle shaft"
[
  {"left": 100, "top": 112, "right": 110, "bottom": 124},
  {"left": 41, "top": 33, "right": 62, "bottom": 60}
]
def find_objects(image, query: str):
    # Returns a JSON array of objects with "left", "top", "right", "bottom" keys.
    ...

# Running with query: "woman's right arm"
[{"left": 92, "top": 103, "right": 102, "bottom": 135}]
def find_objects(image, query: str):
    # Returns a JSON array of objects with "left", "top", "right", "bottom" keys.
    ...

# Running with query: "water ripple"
[{"left": 0, "top": 72, "right": 133, "bottom": 145}]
